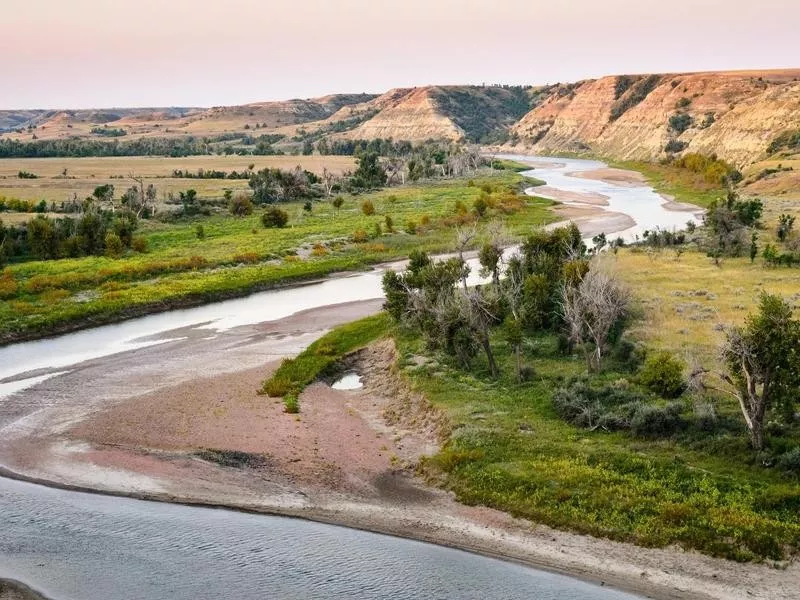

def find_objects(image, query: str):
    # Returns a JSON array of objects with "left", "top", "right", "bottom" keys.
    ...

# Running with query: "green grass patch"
[{"left": 261, "top": 313, "right": 393, "bottom": 398}]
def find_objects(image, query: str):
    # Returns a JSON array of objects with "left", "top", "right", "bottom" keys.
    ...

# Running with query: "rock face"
[{"left": 510, "top": 70, "right": 800, "bottom": 166}]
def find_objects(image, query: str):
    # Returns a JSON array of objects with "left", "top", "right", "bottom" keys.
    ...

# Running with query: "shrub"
[
  {"left": 262, "top": 207, "right": 289, "bottom": 228},
  {"left": 552, "top": 378, "right": 647, "bottom": 431},
  {"left": 473, "top": 196, "right": 488, "bottom": 217},
  {"left": 131, "top": 236, "right": 148, "bottom": 253},
  {"left": 361, "top": 199, "right": 375, "bottom": 216},
  {"left": 104, "top": 232, "right": 124, "bottom": 258},
  {"left": 352, "top": 229, "right": 369, "bottom": 243},
  {"left": 372, "top": 222, "right": 382, "bottom": 238},
  {"left": 664, "top": 140, "right": 688, "bottom": 154},
  {"left": 668, "top": 113, "right": 693, "bottom": 135},
  {"left": 405, "top": 219, "right": 417, "bottom": 235},
  {"left": 384, "top": 215, "right": 394, "bottom": 232},
  {"left": 232, "top": 252, "right": 260, "bottom": 264},
  {"left": 630, "top": 402, "right": 687, "bottom": 438},
  {"left": 777, "top": 447, "right": 800, "bottom": 476},
  {"left": 0, "top": 269, "right": 18, "bottom": 299},
  {"left": 284, "top": 393, "right": 300, "bottom": 414},
  {"left": 229, "top": 193, "right": 254, "bottom": 217},
  {"left": 194, "top": 224, "right": 205, "bottom": 239},
  {"left": 311, "top": 243, "right": 327, "bottom": 257},
  {"left": 638, "top": 351, "right": 686, "bottom": 398}
]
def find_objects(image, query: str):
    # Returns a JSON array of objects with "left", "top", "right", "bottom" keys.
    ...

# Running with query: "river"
[{"left": 0, "top": 156, "right": 691, "bottom": 599}]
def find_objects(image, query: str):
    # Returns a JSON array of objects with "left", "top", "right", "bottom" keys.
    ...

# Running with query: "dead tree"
[{"left": 560, "top": 263, "right": 630, "bottom": 372}]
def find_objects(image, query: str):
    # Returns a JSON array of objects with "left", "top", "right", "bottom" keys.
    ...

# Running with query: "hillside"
[
  {"left": 509, "top": 69, "right": 800, "bottom": 167},
  {"left": 2, "top": 70, "right": 798, "bottom": 169}
]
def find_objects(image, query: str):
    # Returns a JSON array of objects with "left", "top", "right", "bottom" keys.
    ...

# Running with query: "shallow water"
[
  {"left": 332, "top": 372, "right": 364, "bottom": 390},
  {"left": 0, "top": 477, "right": 639, "bottom": 600}
]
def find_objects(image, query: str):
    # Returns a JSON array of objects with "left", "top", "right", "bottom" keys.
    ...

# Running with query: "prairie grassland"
[
  {"left": 0, "top": 170, "right": 555, "bottom": 342},
  {"left": 0, "top": 155, "right": 356, "bottom": 202},
  {"left": 615, "top": 249, "right": 800, "bottom": 366}
]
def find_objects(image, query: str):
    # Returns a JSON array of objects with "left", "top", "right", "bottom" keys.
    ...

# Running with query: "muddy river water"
[{"left": 0, "top": 156, "right": 687, "bottom": 599}]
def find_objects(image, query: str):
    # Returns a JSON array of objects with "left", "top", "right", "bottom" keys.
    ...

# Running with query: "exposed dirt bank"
[
  {"left": 567, "top": 167, "right": 647, "bottom": 187},
  {"left": 0, "top": 580, "right": 48, "bottom": 600},
  {"left": 1, "top": 324, "right": 797, "bottom": 600},
  {"left": 535, "top": 185, "right": 610, "bottom": 205}
]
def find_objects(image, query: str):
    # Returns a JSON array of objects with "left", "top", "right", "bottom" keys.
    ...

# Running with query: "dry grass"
[
  {"left": 0, "top": 156, "right": 356, "bottom": 202},
  {"left": 616, "top": 248, "right": 800, "bottom": 367}
]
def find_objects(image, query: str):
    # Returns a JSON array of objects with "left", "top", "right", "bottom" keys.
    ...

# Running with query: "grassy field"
[
  {"left": 0, "top": 169, "right": 555, "bottom": 343},
  {"left": 0, "top": 156, "right": 356, "bottom": 202}
]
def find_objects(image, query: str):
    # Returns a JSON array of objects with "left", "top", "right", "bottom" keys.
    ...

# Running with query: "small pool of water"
[{"left": 332, "top": 372, "right": 364, "bottom": 390}]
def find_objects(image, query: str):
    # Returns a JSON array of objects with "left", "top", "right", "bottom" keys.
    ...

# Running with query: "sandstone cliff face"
[
  {"left": 510, "top": 70, "right": 800, "bottom": 166},
  {"left": 342, "top": 87, "right": 464, "bottom": 141}
]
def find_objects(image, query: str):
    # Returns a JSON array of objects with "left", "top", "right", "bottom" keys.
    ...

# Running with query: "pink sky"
[{"left": 2, "top": 0, "right": 799, "bottom": 109}]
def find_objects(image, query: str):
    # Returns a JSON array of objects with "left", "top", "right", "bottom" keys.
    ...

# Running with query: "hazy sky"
[{"left": 2, "top": 0, "right": 799, "bottom": 109}]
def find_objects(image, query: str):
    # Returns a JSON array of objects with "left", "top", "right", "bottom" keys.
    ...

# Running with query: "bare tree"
[
  {"left": 321, "top": 167, "right": 338, "bottom": 197},
  {"left": 455, "top": 224, "right": 477, "bottom": 289},
  {"left": 459, "top": 288, "right": 500, "bottom": 377},
  {"left": 384, "top": 157, "right": 406, "bottom": 186},
  {"left": 560, "top": 261, "right": 630, "bottom": 372}
]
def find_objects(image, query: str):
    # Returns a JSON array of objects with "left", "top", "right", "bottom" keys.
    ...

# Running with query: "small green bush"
[
  {"left": 194, "top": 224, "right": 205, "bottom": 239},
  {"left": 631, "top": 402, "right": 687, "bottom": 438},
  {"left": 262, "top": 207, "right": 289, "bottom": 228},
  {"left": 777, "top": 447, "right": 800, "bottom": 476},
  {"left": 638, "top": 351, "right": 686, "bottom": 398},
  {"left": 361, "top": 199, "right": 375, "bottom": 216},
  {"left": 104, "top": 232, "right": 124, "bottom": 258},
  {"left": 284, "top": 393, "right": 300, "bottom": 414}
]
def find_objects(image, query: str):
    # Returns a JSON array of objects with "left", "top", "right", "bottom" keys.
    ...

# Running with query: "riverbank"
[
  {"left": 0, "top": 580, "right": 48, "bottom": 600},
  {"left": 1, "top": 312, "right": 797, "bottom": 600}
]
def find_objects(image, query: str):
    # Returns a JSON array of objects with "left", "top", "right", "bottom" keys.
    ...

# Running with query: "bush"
[
  {"left": 777, "top": 448, "right": 800, "bottom": 475},
  {"left": 384, "top": 215, "right": 394, "bottom": 232},
  {"left": 104, "top": 232, "right": 124, "bottom": 258},
  {"left": 262, "top": 207, "right": 289, "bottom": 228},
  {"left": 552, "top": 378, "right": 647, "bottom": 431},
  {"left": 405, "top": 219, "right": 417, "bottom": 235},
  {"left": 668, "top": 113, "right": 693, "bottom": 135},
  {"left": 352, "top": 229, "right": 369, "bottom": 243},
  {"left": 229, "top": 193, "right": 254, "bottom": 217},
  {"left": 194, "top": 224, "right": 205, "bottom": 239},
  {"left": 638, "top": 351, "right": 686, "bottom": 398},
  {"left": 630, "top": 402, "right": 687, "bottom": 438},
  {"left": 283, "top": 393, "right": 300, "bottom": 414},
  {"left": 473, "top": 196, "right": 488, "bottom": 217},
  {"left": 361, "top": 199, "right": 375, "bottom": 216},
  {"left": 131, "top": 236, "right": 148, "bottom": 253}
]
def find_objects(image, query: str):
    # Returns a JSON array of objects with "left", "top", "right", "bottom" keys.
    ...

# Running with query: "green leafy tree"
[
  {"left": 777, "top": 214, "right": 795, "bottom": 242},
  {"left": 332, "top": 196, "right": 344, "bottom": 218},
  {"left": 711, "top": 294, "right": 800, "bottom": 450},
  {"left": 352, "top": 152, "right": 386, "bottom": 189}
]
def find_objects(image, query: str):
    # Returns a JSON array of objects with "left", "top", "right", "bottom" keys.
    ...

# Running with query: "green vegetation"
[
  {"left": 609, "top": 75, "right": 661, "bottom": 122},
  {"left": 767, "top": 129, "right": 800, "bottom": 155},
  {"left": 0, "top": 168, "right": 554, "bottom": 343},
  {"left": 261, "top": 313, "right": 392, "bottom": 400},
  {"left": 613, "top": 158, "right": 730, "bottom": 208}
]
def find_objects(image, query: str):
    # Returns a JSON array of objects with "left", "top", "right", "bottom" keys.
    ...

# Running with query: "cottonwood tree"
[
  {"left": 693, "top": 293, "right": 800, "bottom": 450},
  {"left": 321, "top": 167, "right": 338, "bottom": 197},
  {"left": 560, "top": 261, "right": 630, "bottom": 372}
]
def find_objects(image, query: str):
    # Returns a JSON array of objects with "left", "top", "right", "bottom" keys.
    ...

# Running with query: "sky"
[{"left": 2, "top": 0, "right": 799, "bottom": 109}]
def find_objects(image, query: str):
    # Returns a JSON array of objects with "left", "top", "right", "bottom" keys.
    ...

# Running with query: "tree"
[
  {"left": 352, "top": 152, "right": 386, "bottom": 189},
  {"left": 750, "top": 231, "right": 759, "bottom": 263},
  {"left": 777, "top": 214, "right": 795, "bottom": 242},
  {"left": 712, "top": 294, "right": 800, "bottom": 450},
  {"left": 332, "top": 196, "right": 344, "bottom": 218},
  {"left": 261, "top": 206, "right": 289, "bottom": 228},
  {"left": 561, "top": 262, "right": 631, "bottom": 372}
]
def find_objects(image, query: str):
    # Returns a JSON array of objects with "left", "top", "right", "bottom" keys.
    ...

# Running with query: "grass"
[
  {"left": 0, "top": 169, "right": 556, "bottom": 343},
  {"left": 261, "top": 312, "right": 392, "bottom": 399},
  {"left": 612, "top": 160, "right": 726, "bottom": 209},
  {"left": 0, "top": 155, "right": 356, "bottom": 202}
]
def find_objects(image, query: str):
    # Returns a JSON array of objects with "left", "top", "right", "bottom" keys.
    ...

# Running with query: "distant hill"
[{"left": 2, "top": 70, "right": 799, "bottom": 168}]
